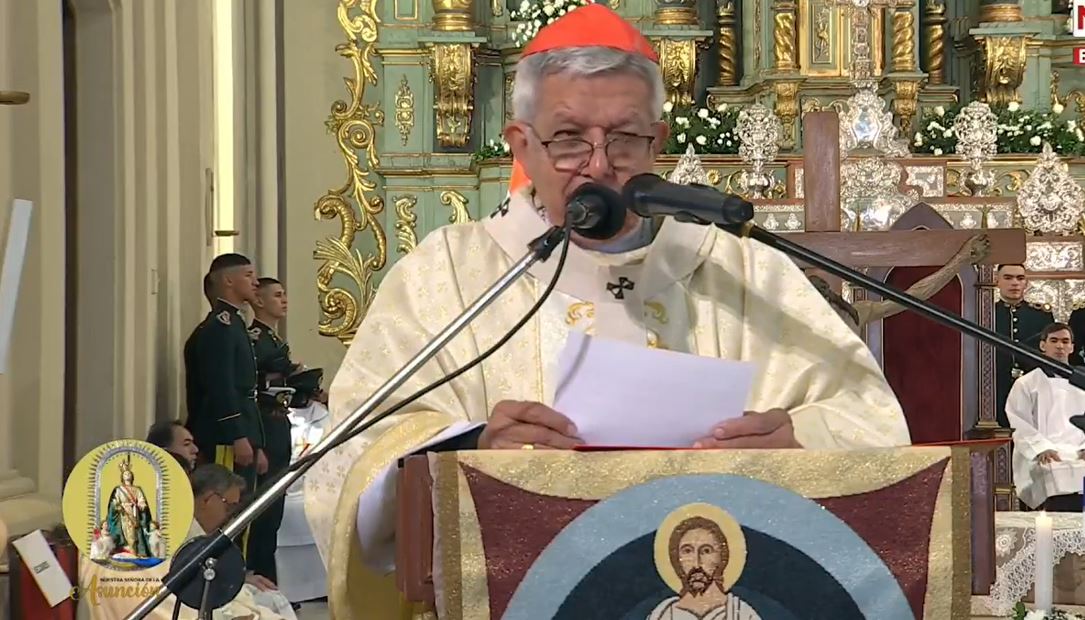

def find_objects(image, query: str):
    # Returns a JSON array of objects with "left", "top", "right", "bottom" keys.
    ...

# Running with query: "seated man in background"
[
  {"left": 146, "top": 420, "right": 199, "bottom": 473},
  {"left": 78, "top": 464, "right": 297, "bottom": 620},
  {"left": 1008, "top": 322, "right": 1085, "bottom": 511}
]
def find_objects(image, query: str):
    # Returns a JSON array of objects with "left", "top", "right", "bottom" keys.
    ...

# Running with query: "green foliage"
[
  {"left": 912, "top": 103, "right": 1085, "bottom": 157},
  {"left": 661, "top": 102, "right": 742, "bottom": 156}
]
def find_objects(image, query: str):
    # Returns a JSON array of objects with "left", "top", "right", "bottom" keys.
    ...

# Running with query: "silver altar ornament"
[
  {"left": 952, "top": 101, "right": 998, "bottom": 196},
  {"left": 839, "top": 87, "right": 909, "bottom": 156},
  {"left": 668, "top": 143, "right": 711, "bottom": 186},
  {"left": 736, "top": 103, "right": 781, "bottom": 198},
  {"left": 1015, "top": 142, "right": 1085, "bottom": 236}
]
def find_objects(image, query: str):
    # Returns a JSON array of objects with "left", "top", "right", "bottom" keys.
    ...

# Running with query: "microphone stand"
[
  {"left": 718, "top": 220, "right": 1085, "bottom": 390},
  {"left": 125, "top": 225, "right": 569, "bottom": 619}
]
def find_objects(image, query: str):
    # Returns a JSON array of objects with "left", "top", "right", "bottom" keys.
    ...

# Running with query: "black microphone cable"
[{"left": 289, "top": 216, "right": 574, "bottom": 471}]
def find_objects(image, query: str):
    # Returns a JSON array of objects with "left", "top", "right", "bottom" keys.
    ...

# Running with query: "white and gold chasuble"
[{"left": 305, "top": 188, "right": 910, "bottom": 619}]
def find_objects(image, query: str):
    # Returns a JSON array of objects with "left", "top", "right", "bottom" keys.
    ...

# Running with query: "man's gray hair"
[
  {"left": 190, "top": 463, "right": 245, "bottom": 497},
  {"left": 512, "top": 47, "right": 665, "bottom": 122}
]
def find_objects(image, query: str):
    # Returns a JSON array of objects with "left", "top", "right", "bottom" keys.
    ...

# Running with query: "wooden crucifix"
[{"left": 778, "top": 112, "right": 1026, "bottom": 439}]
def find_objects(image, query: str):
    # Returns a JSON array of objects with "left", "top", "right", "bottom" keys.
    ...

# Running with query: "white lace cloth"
[{"left": 987, "top": 512, "right": 1085, "bottom": 615}]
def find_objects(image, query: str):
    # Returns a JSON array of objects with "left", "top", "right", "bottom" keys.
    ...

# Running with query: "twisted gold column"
[
  {"left": 432, "top": 0, "right": 474, "bottom": 31},
  {"left": 891, "top": 0, "right": 918, "bottom": 72},
  {"left": 773, "top": 0, "right": 799, "bottom": 71},
  {"left": 717, "top": 1, "right": 739, "bottom": 86},
  {"left": 922, "top": 0, "right": 947, "bottom": 84}
]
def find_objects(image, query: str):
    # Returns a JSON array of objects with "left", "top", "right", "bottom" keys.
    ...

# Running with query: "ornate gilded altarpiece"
[{"left": 427, "top": 448, "right": 971, "bottom": 619}]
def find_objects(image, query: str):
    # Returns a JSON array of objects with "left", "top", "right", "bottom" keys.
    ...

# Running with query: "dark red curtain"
[{"left": 882, "top": 267, "right": 963, "bottom": 444}]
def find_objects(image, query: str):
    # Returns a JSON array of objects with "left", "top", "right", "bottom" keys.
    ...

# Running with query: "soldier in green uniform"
[
  {"left": 185, "top": 254, "right": 267, "bottom": 499},
  {"left": 994, "top": 264, "right": 1055, "bottom": 428},
  {"left": 245, "top": 277, "right": 319, "bottom": 583}
]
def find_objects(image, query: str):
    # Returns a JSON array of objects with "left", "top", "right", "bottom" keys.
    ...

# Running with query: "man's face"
[
  {"left": 1041, "top": 328, "right": 1074, "bottom": 363},
  {"left": 677, "top": 528, "right": 723, "bottom": 596},
  {"left": 225, "top": 265, "right": 259, "bottom": 304},
  {"left": 997, "top": 266, "right": 1028, "bottom": 302},
  {"left": 504, "top": 72, "right": 668, "bottom": 244},
  {"left": 254, "top": 283, "right": 288, "bottom": 319},
  {"left": 169, "top": 425, "right": 199, "bottom": 469},
  {"left": 196, "top": 485, "right": 242, "bottom": 531}
]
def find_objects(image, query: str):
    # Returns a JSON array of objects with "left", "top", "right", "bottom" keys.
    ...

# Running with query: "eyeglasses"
[{"left": 534, "top": 129, "right": 655, "bottom": 172}]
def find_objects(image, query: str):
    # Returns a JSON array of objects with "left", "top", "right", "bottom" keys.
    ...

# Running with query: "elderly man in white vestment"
[
  {"left": 1008, "top": 321, "right": 1085, "bottom": 511},
  {"left": 303, "top": 5, "right": 911, "bottom": 618}
]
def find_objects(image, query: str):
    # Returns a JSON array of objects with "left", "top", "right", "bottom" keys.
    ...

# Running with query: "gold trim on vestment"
[{"left": 328, "top": 411, "right": 452, "bottom": 620}]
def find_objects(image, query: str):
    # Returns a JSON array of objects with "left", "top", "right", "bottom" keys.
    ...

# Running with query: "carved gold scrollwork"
[
  {"left": 441, "top": 190, "right": 472, "bottom": 223},
  {"left": 394, "top": 75, "right": 415, "bottom": 146},
  {"left": 654, "top": 38, "right": 699, "bottom": 108},
  {"left": 314, "top": 0, "right": 386, "bottom": 345},
  {"left": 892, "top": 80, "right": 920, "bottom": 135},
  {"left": 983, "top": 36, "right": 1027, "bottom": 107},
  {"left": 429, "top": 43, "right": 475, "bottom": 148},
  {"left": 774, "top": 81, "right": 801, "bottom": 149},
  {"left": 922, "top": 0, "right": 947, "bottom": 84},
  {"left": 814, "top": 5, "right": 831, "bottom": 62},
  {"left": 504, "top": 73, "right": 515, "bottom": 121},
  {"left": 717, "top": 2, "right": 739, "bottom": 86},
  {"left": 393, "top": 195, "right": 419, "bottom": 254},
  {"left": 946, "top": 168, "right": 1028, "bottom": 197}
]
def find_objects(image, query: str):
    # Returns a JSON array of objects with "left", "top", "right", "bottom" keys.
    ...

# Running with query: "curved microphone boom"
[
  {"left": 622, "top": 173, "right": 753, "bottom": 228},
  {"left": 564, "top": 182, "right": 629, "bottom": 240}
]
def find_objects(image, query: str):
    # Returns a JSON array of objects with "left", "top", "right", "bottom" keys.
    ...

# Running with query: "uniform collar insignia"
[
  {"left": 248, "top": 327, "right": 261, "bottom": 340},
  {"left": 216, "top": 311, "right": 232, "bottom": 325}
]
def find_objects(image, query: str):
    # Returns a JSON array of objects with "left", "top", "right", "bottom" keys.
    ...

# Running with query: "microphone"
[
  {"left": 564, "top": 182, "right": 629, "bottom": 240},
  {"left": 621, "top": 173, "right": 754, "bottom": 229}
]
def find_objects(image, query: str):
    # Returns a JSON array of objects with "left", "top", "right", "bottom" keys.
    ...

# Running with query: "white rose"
[
  {"left": 534, "top": 18, "right": 542, "bottom": 26},
  {"left": 554, "top": 0, "right": 564, "bottom": 5},
  {"left": 716, "top": 103, "right": 728, "bottom": 112},
  {"left": 558, "top": 8, "right": 566, "bottom": 15},
  {"left": 675, "top": 116, "right": 689, "bottom": 126},
  {"left": 943, "top": 129, "right": 952, "bottom": 137},
  {"left": 677, "top": 133, "right": 686, "bottom": 143},
  {"left": 520, "top": 0, "right": 530, "bottom": 10},
  {"left": 708, "top": 117, "right": 720, "bottom": 127},
  {"left": 1024, "top": 611, "right": 1047, "bottom": 620},
  {"left": 697, "top": 108, "right": 710, "bottom": 119},
  {"left": 914, "top": 136, "right": 923, "bottom": 146},
  {"left": 662, "top": 101, "right": 674, "bottom": 113},
  {"left": 934, "top": 105, "right": 945, "bottom": 116},
  {"left": 1054, "top": 102, "right": 1065, "bottom": 114},
  {"left": 502, "top": 141, "right": 511, "bottom": 153},
  {"left": 933, "top": 147, "right": 943, "bottom": 155},
  {"left": 543, "top": 4, "right": 554, "bottom": 15},
  {"left": 1030, "top": 136, "right": 1042, "bottom": 146},
  {"left": 1076, "top": 128, "right": 1083, "bottom": 141},
  {"left": 726, "top": 140, "right": 733, "bottom": 146},
  {"left": 695, "top": 135, "right": 707, "bottom": 145},
  {"left": 1008, "top": 101, "right": 1020, "bottom": 112}
]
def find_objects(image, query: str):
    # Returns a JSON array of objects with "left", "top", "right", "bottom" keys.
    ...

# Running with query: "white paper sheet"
[
  {"left": 11, "top": 529, "right": 73, "bottom": 607},
  {"left": 554, "top": 331, "right": 756, "bottom": 447}
]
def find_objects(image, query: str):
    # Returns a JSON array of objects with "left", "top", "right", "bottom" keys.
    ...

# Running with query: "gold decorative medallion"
[{"left": 394, "top": 75, "right": 415, "bottom": 146}]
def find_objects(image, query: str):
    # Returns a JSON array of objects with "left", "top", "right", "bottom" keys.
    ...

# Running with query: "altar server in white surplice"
[
  {"left": 1008, "top": 322, "right": 1085, "bottom": 511},
  {"left": 304, "top": 5, "right": 910, "bottom": 619}
]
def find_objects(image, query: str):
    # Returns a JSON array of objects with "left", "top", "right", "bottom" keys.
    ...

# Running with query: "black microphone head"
[
  {"left": 621, "top": 173, "right": 666, "bottom": 218},
  {"left": 566, "top": 182, "right": 628, "bottom": 240}
]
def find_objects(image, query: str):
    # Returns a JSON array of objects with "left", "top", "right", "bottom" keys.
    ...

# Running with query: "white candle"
[{"left": 1035, "top": 511, "right": 1054, "bottom": 611}]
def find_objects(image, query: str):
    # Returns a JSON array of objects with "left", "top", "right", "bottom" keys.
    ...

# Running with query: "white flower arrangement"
[
  {"left": 510, "top": 0, "right": 592, "bottom": 47},
  {"left": 912, "top": 102, "right": 1085, "bottom": 156},
  {"left": 473, "top": 137, "right": 512, "bottom": 163},
  {"left": 663, "top": 100, "right": 742, "bottom": 155}
]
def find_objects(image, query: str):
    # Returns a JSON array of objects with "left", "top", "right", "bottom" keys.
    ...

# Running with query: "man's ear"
[
  {"left": 651, "top": 120, "right": 670, "bottom": 156},
  {"left": 503, "top": 122, "right": 530, "bottom": 159},
  {"left": 251, "top": 294, "right": 265, "bottom": 309}
]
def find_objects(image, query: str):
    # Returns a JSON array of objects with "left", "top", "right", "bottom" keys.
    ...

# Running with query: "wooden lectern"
[{"left": 395, "top": 443, "right": 1001, "bottom": 619}]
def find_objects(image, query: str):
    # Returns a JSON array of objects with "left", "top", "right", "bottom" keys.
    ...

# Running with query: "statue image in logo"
[
  {"left": 64, "top": 439, "right": 193, "bottom": 572},
  {"left": 88, "top": 454, "right": 167, "bottom": 566},
  {"left": 648, "top": 504, "right": 761, "bottom": 620}
]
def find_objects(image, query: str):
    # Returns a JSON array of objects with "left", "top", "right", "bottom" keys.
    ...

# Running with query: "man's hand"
[
  {"left": 1038, "top": 450, "right": 1062, "bottom": 464},
  {"left": 255, "top": 449, "right": 269, "bottom": 475},
  {"left": 478, "top": 401, "right": 582, "bottom": 450},
  {"left": 245, "top": 572, "right": 277, "bottom": 592},
  {"left": 233, "top": 438, "right": 254, "bottom": 467},
  {"left": 692, "top": 409, "right": 802, "bottom": 449}
]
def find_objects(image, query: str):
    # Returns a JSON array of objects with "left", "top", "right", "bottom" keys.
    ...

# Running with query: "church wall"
[
  {"left": 0, "top": 0, "right": 67, "bottom": 534},
  {"left": 280, "top": 1, "right": 352, "bottom": 379}
]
